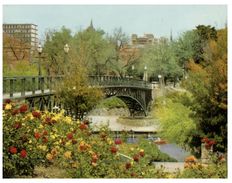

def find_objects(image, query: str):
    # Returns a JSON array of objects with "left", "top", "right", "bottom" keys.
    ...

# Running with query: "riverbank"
[{"left": 88, "top": 115, "right": 160, "bottom": 132}]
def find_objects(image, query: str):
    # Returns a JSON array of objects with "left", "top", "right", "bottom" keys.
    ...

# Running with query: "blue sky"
[{"left": 3, "top": 5, "right": 227, "bottom": 41}]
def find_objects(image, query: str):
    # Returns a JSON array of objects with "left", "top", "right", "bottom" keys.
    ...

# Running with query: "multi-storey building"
[
  {"left": 3, "top": 23, "right": 39, "bottom": 62},
  {"left": 3, "top": 23, "right": 38, "bottom": 49}
]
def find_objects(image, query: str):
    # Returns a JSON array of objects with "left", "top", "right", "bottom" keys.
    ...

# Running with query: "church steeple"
[
  {"left": 170, "top": 29, "right": 173, "bottom": 42},
  {"left": 86, "top": 19, "right": 95, "bottom": 31}
]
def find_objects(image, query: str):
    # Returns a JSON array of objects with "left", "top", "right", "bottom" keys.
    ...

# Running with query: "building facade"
[
  {"left": 3, "top": 23, "right": 38, "bottom": 49},
  {"left": 131, "top": 34, "right": 158, "bottom": 47}
]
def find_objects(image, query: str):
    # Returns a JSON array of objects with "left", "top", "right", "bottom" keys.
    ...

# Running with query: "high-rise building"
[{"left": 3, "top": 23, "right": 39, "bottom": 61}]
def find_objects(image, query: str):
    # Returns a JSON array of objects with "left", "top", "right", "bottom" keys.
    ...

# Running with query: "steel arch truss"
[{"left": 103, "top": 86, "right": 152, "bottom": 116}]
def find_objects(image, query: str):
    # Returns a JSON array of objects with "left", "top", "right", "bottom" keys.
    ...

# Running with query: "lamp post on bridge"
[
  {"left": 158, "top": 74, "right": 164, "bottom": 96},
  {"left": 143, "top": 65, "right": 148, "bottom": 82},
  {"left": 64, "top": 43, "right": 70, "bottom": 74},
  {"left": 131, "top": 65, "right": 135, "bottom": 78},
  {"left": 37, "top": 43, "right": 43, "bottom": 89}
]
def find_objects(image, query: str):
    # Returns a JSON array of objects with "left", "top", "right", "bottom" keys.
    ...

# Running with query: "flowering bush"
[{"left": 3, "top": 100, "right": 173, "bottom": 178}]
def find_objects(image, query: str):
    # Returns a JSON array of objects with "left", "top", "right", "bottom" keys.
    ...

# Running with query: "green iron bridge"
[{"left": 3, "top": 75, "right": 153, "bottom": 116}]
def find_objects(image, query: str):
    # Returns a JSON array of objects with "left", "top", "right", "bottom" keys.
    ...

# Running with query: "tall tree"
[
  {"left": 138, "top": 40, "right": 182, "bottom": 82},
  {"left": 184, "top": 28, "right": 227, "bottom": 152},
  {"left": 193, "top": 25, "right": 217, "bottom": 65},
  {"left": 43, "top": 26, "right": 72, "bottom": 75},
  {"left": 72, "top": 27, "right": 113, "bottom": 75}
]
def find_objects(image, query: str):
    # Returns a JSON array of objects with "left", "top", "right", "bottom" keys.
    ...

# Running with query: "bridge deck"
[{"left": 3, "top": 89, "right": 53, "bottom": 100}]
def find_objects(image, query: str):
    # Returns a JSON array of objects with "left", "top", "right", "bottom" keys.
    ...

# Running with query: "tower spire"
[
  {"left": 90, "top": 19, "right": 93, "bottom": 29},
  {"left": 170, "top": 29, "right": 173, "bottom": 42},
  {"left": 86, "top": 19, "right": 95, "bottom": 31}
]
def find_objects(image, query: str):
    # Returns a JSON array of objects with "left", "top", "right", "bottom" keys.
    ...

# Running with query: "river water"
[{"left": 87, "top": 115, "right": 191, "bottom": 162}]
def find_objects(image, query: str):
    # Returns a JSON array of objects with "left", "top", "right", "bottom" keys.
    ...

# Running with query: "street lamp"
[
  {"left": 143, "top": 65, "right": 147, "bottom": 82},
  {"left": 131, "top": 65, "right": 135, "bottom": 78},
  {"left": 64, "top": 44, "right": 70, "bottom": 74},
  {"left": 37, "top": 43, "right": 43, "bottom": 90},
  {"left": 158, "top": 74, "right": 164, "bottom": 95},
  {"left": 37, "top": 43, "right": 43, "bottom": 77}
]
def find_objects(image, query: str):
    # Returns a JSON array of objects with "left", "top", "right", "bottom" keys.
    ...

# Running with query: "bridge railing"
[
  {"left": 3, "top": 76, "right": 63, "bottom": 97},
  {"left": 3, "top": 75, "right": 152, "bottom": 98},
  {"left": 88, "top": 75, "right": 152, "bottom": 89}
]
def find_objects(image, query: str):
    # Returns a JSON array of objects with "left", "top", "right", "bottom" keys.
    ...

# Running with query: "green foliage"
[
  {"left": 173, "top": 30, "right": 199, "bottom": 67},
  {"left": 72, "top": 28, "right": 114, "bottom": 75},
  {"left": 183, "top": 28, "right": 227, "bottom": 152},
  {"left": 139, "top": 40, "right": 182, "bottom": 81},
  {"left": 3, "top": 60, "right": 40, "bottom": 77},
  {"left": 96, "top": 97, "right": 126, "bottom": 109},
  {"left": 55, "top": 68, "right": 103, "bottom": 120},
  {"left": 3, "top": 100, "right": 175, "bottom": 178},
  {"left": 154, "top": 92, "right": 196, "bottom": 148},
  {"left": 177, "top": 162, "right": 227, "bottom": 178},
  {"left": 43, "top": 26, "right": 72, "bottom": 75}
]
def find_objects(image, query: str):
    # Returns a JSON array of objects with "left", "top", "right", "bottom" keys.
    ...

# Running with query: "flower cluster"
[{"left": 201, "top": 137, "right": 216, "bottom": 150}]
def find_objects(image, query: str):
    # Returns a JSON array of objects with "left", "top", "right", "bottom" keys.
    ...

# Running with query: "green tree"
[
  {"left": 184, "top": 28, "right": 227, "bottom": 152},
  {"left": 193, "top": 25, "right": 217, "bottom": 65},
  {"left": 55, "top": 66, "right": 103, "bottom": 120},
  {"left": 139, "top": 40, "right": 182, "bottom": 82},
  {"left": 43, "top": 26, "right": 72, "bottom": 75},
  {"left": 71, "top": 27, "right": 113, "bottom": 75},
  {"left": 105, "top": 28, "right": 140, "bottom": 77},
  {"left": 154, "top": 92, "right": 196, "bottom": 149}
]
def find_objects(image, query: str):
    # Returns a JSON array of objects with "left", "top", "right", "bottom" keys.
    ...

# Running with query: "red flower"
[
  {"left": 13, "top": 122, "right": 22, "bottom": 129},
  {"left": 67, "top": 133, "right": 73, "bottom": 140},
  {"left": 79, "top": 123, "right": 88, "bottom": 130},
  {"left": 12, "top": 109, "right": 19, "bottom": 115},
  {"left": 208, "top": 140, "right": 216, "bottom": 146},
  {"left": 42, "top": 130, "right": 48, "bottom": 136},
  {"left": 5, "top": 99, "right": 11, "bottom": 104},
  {"left": 42, "top": 137, "right": 48, "bottom": 143},
  {"left": 110, "top": 146, "right": 118, "bottom": 154},
  {"left": 34, "top": 132, "right": 41, "bottom": 139},
  {"left": 133, "top": 154, "right": 140, "bottom": 162},
  {"left": 115, "top": 138, "right": 122, "bottom": 145},
  {"left": 20, "top": 149, "right": 27, "bottom": 158},
  {"left": 9, "top": 146, "right": 17, "bottom": 154},
  {"left": 201, "top": 137, "right": 209, "bottom": 143},
  {"left": 19, "top": 104, "right": 28, "bottom": 113},
  {"left": 125, "top": 162, "right": 132, "bottom": 169},
  {"left": 32, "top": 111, "right": 41, "bottom": 118}
]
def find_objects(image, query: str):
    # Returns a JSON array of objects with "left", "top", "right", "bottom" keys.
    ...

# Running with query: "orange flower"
[
  {"left": 34, "top": 132, "right": 41, "bottom": 139},
  {"left": 46, "top": 153, "right": 53, "bottom": 161},
  {"left": 79, "top": 123, "right": 88, "bottom": 130},
  {"left": 185, "top": 156, "right": 197, "bottom": 163}
]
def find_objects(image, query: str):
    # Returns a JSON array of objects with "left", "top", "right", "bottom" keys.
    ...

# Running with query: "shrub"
[{"left": 3, "top": 100, "right": 171, "bottom": 178}]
